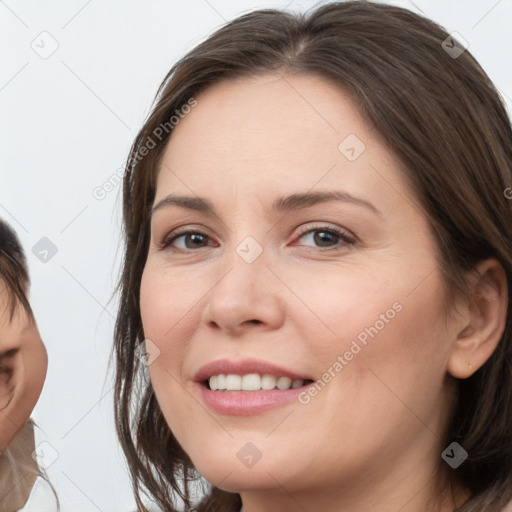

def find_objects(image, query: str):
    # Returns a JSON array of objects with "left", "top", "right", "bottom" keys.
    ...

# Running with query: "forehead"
[
  {"left": 161, "top": 74, "right": 369, "bottom": 175},
  {"left": 155, "top": 73, "right": 407, "bottom": 214}
]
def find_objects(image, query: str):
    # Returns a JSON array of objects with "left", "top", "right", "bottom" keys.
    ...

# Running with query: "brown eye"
[{"left": 160, "top": 230, "right": 217, "bottom": 251}]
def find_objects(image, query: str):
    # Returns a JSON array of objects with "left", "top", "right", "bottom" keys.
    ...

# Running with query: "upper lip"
[{"left": 193, "top": 358, "right": 313, "bottom": 382}]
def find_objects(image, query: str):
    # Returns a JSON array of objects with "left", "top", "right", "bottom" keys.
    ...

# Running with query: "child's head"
[{"left": 0, "top": 219, "right": 47, "bottom": 511}]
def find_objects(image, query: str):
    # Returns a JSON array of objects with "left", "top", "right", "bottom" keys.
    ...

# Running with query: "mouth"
[
  {"left": 204, "top": 373, "right": 313, "bottom": 391},
  {"left": 194, "top": 359, "right": 314, "bottom": 415}
]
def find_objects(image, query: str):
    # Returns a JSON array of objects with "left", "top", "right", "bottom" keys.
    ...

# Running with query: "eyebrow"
[{"left": 151, "top": 191, "right": 382, "bottom": 218}]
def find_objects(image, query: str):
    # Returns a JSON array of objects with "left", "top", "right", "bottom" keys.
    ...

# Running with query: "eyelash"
[{"left": 158, "top": 224, "right": 355, "bottom": 252}]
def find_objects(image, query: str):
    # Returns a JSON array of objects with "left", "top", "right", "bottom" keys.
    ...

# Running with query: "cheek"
[
  {"left": 140, "top": 265, "right": 205, "bottom": 427},
  {"left": 326, "top": 275, "right": 450, "bottom": 424},
  {"left": 292, "top": 265, "right": 451, "bottom": 410},
  {"left": 296, "top": 257, "right": 449, "bottom": 356},
  {"left": 19, "top": 339, "right": 47, "bottom": 412},
  {"left": 284, "top": 264, "right": 405, "bottom": 358},
  {"left": 139, "top": 264, "right": 203, "bottom": 353}
]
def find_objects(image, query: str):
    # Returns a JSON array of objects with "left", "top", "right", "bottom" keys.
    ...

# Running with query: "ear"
[{"left": 447, "top": 259, "right": 508, "bottom": 379}]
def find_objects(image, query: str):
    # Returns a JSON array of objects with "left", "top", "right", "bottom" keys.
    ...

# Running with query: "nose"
[{"left": 203, "top": 245, "right": 285, "bottom": 336}]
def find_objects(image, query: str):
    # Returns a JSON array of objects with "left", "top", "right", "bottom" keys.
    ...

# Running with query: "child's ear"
[{"left": 447, "top": 259, "right": 508, "bottom": 378}]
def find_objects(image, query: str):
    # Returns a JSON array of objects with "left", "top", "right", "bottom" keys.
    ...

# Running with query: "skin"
[
  {"left": 0, "top": 283, "right": 47, "bottom": 510},
  {"left": 140, "top": 74, "right": 507, "bottom": 512},
  {"left": 0, "top": 285, "right": 47, "bottom": 451}
]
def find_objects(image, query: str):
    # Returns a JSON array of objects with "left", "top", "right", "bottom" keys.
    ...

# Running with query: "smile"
[
  {"left": 194, "top": 359, "right": 314, "bottom": 415},
  {"left": 208, "top": 373, "right": 307, "bottom": 391}
]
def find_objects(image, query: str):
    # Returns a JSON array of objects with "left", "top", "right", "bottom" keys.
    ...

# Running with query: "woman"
[
  {"left": 0, "top": 219, "right": 48, "bottom": 511},
  {"left": 113, "top": 2, "right": 512, "bottom": 511}
]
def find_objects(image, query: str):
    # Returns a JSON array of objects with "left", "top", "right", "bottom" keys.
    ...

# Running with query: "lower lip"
[{"left": 196, "top": 382, "right": 307, "bottom": 415}]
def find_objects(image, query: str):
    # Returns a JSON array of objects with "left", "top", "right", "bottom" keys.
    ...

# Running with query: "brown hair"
[
  {"left": 113, "top": 2, "right": 512, "bottom": 511},
  {"left": 0, "top": 219, "right": 33, "bottom": 323}
]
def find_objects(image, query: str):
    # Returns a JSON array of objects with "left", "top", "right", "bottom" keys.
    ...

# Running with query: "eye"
[
  {"left": 294, "top": 225, "right": 355, "bottom": 250},
  {"left": 159, "top": 229, "right": 215, "bottom": 251},
  {"left": 157, "top": 225, "right": 355, "bottom": 252},
  {"left": 0, "top": 348, "right": 18, "bottom": 380},
  {"left": 0, "top": 365, "right": 13, "bottom": 380}
]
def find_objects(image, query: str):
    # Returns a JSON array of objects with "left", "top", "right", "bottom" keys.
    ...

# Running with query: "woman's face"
[
  {"left": 0, "top": 286, "right": 47, "bottom": 451},
  {"left": 140, "top": 74, "right": 463, "bottom": 506}
]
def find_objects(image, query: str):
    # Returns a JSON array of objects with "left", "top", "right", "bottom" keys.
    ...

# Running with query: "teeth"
[
  {"left": 217, "top": 374, "right": 226, "bottom": 390},
  {"left": 208, "top": 373, "right": 305, "bottom": 391},
  {"left": 261, "top": 374, "right": 277, "bottom": 390},
  {"left": 226, "top": 374, "right": 242, "bottom": 390},
  {"left": 242, "top": 373, "right": 261, "bottom": 391},
  {"left": 276, "top": 377, "right": 292, "bottom": 390}
]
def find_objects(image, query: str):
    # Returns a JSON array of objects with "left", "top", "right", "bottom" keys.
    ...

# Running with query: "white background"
[{"left": 1, "top": 0, "right": 511, "bottom": 510}]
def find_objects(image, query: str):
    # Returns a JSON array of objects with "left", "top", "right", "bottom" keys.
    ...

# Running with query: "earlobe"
[{"left": 447, "top": 258, "right": 508, "bottom": 379}]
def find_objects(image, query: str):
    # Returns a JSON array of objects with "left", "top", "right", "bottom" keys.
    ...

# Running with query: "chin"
[
  {"left": 188, "top": 440, "right": 305, "bottom": 493},
  {"left": 199, "top": 463, "right": 285, "bottom": 493}
]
